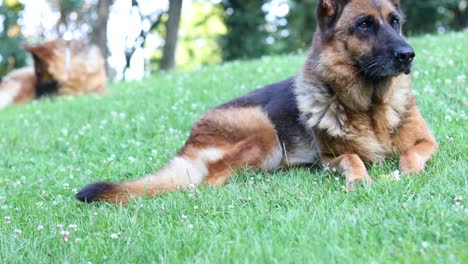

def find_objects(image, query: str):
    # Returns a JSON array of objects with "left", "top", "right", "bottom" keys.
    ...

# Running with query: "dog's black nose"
[{"left": 394, "top": 46, "right": 415, "bottom": 65}]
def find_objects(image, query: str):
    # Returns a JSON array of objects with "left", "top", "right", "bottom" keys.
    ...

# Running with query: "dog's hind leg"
[
  {"left": 206, "top": 134, "right": 283, "bottom": 186},
  {"left": 76, "top": 106, "right": 283, "bottom": 204}
]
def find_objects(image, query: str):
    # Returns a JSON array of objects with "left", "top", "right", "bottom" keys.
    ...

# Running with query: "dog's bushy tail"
[
  {"left": 75, "top": 179, "right": 175, "bottom": 204},
  {"left": 75, "top": 149, "right": 222, "bottom": 204}
]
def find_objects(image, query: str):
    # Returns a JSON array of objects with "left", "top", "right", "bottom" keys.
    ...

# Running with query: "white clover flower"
[
  {"left": 457, "top": 75, "right": 466, "bottom": 83},
  {"left": 391, "top": 170, "right": 401, "bottom": 181},
  {"left": 37, "top": 225, "right": 44, "bottom": 231},
  {"left": 61, "top": 230, "right": 70, "bottom": 242},
  {"left": 107, "top": 154, "right": 116, "bottom": 162},
  {"left": 14, "top": 229, "right": 22, "bottom": 235}
]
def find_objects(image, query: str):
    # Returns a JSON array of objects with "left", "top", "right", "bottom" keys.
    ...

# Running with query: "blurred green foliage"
[
  {"left": 0, "top": 0, "right": 27, "bottom": 78},
  {"left": 150, "top": 1, "right": 227, "bottom": 71},
  {"left": 219, "top": 0, "right": 270, "bottom": 61},
  {"left": 220, "top": 0, "right": 467, "bottom": 61},
  {"left": 280, "top": 0, "right": 316, "bottom": 52},
  {"left": 402, "top": 0, "right": 467, "bottom": 34}
]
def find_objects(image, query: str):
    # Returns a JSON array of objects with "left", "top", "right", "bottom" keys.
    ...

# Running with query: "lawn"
[{"left": 0, "top": 32, "right": 467, "bottom": 263}]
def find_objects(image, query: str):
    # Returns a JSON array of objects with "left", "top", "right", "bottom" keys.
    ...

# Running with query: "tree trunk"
[
  {"left": 160, "top": 0, "right": 183, "bottom": 70},
  {"left": 451, "top": 6, "right": 468, "bottom": 30},
  {"left": 94, "top": 0, "right": 111, "bottom": 76},
  {"left": 56, "top": 2, "right": 68, "bottom": 35}
]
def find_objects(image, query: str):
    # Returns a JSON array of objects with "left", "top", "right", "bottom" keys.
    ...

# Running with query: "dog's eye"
[
  {"left": 358, "top": 20, "right": 372, "bottom": 30},
  {"left": 391, "top": 18, "right": 400, "bottom": 29}
]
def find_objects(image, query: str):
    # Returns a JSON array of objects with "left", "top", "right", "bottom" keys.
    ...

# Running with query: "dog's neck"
[
  {"left": 309, "top": 44, "right": 414, "bottom": 109},
  {"left": 295, "top": 52, "right": 413, "bottom": 137}
]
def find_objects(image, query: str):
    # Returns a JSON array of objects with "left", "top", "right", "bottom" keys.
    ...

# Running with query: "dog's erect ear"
[
  {"left": 391, "top": 0, "right": 400, "bottom": 7},
  {"left": 23, "top": 44, "right": 37, "bottom": 54},
  {"left": 23, "top": 44, "right": 53, "bottom": 62},
  {"left": 317, "top": 0, "right": 349, "bottom": 30},
  {"left": 318, "top": 0, "right": 338, "bottom": 17}
]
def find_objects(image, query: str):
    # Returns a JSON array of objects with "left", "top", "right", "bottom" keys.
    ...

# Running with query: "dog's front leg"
[
  {"left": 399, "top": 139, "right": 437, "bottom": 174},
  {"left": 396, "top": 106, "right": 438, "bottom": 174},
  {"left": 321, "top": 154, "right": 372, "bottom": 187}
]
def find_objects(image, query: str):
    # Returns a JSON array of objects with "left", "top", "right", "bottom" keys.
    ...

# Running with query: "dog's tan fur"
[{"left": 77, "top": 0, "right": 437, "bottom": 204}]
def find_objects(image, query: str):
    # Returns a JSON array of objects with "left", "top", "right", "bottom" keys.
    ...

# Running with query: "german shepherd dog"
[
  {"left": 76, "top": 0, "right": 437, "bottom": 204},
  {"left": 0, "top": 39, "right": 107, "bottom": 110}
]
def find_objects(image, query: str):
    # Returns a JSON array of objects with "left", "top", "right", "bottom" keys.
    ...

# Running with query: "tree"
[
  {"left": 283, "top": 0, "right": 317, "bottom": 51},
  {"left": 160, "top": 0, "right": 183, "bottom": 70},
  {"left": 123, "top": 0, "right": 165, "bottom": 79},
  {"left": 219, "top": 0, "right": 269, "bottom": 61},
  {"left": 0, "top": 0, "right": 26, "bottom": 78},
  {"left": 53, "top": 0, "right": 84, "bottom": 35},
  {"left": 93, "top": 0, "right": 112, "bottom": 76},
  {"left": 446, "top": 0, "right": 468, "bottom": 30},
  {"left": 401, "top": 0, "right": 467, "bottom": 34},
  {"left": 49, "top": 0, "right": 113, "bottom": 75}
]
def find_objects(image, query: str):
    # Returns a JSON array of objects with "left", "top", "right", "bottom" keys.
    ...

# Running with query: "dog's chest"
[
  {"left": 345, "top": 105, "right": 402, "bottom": 162},
  {"left": 309, "top": 97, "right": 410, "bottom": 163}
]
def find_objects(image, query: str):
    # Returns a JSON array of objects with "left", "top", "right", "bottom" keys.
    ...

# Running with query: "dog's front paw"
[
  {"left": 346, "top": 173, "right": 372, "bottom": 189},
  {"left": 399, "top": 151, "right": 425, "bottom": 174}
]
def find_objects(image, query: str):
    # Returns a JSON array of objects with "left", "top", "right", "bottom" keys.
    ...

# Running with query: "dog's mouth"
[
  {"left": 402, "top": 64, "right": 413, "bottom": 75},
  {"left": 356, "top": 58, "right": 412, "bottom": 79}
]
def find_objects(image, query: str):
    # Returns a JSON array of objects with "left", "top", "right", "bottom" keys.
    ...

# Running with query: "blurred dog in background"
[{"left": 0, "top": 39, "right": 107, "bottom": 110}]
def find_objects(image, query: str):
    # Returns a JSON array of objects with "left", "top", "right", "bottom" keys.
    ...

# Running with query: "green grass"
[{"left": 0, "top": 32, "right": 467, "bottom": 263}]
